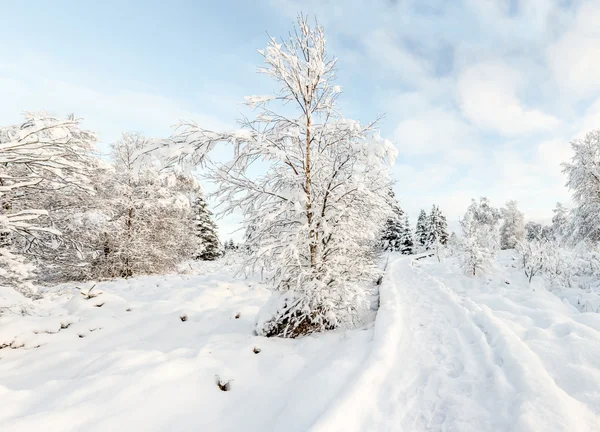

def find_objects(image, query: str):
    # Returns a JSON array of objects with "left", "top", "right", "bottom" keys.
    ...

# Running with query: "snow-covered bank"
[{"left": 0, "top": 266, "right": 373, "bottom": 432}]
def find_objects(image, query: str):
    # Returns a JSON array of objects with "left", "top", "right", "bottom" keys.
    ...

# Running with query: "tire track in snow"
[{"left": 310, "top": 256, "right": 598, "bottom": 431}]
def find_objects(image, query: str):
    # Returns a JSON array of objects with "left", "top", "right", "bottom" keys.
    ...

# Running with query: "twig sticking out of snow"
[{"left": 79, "top": 284, "right": 101, "bottom": 300}]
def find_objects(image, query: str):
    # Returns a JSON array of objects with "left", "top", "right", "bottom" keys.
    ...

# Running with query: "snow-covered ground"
[
  {"left": 312, "top": 251, "right": 600, "bottom": 432},
  {"left": 0, "top": 259, "right": 373, "bottom": 432},
  {"left": 2, "top": 252, "right": 600, "bottom": 431}
]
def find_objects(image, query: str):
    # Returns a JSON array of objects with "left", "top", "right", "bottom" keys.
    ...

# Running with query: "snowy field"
[
  {"left": 2, "top": 252, "right": 600, "bottom": 431},
  {"left": 0, "top": 258, "right": 373, "bottom": 432}
]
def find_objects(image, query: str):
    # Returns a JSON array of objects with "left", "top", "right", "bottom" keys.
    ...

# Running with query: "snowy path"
[{"left": 311, "top": 255, "right": 600, "bottom": 432}]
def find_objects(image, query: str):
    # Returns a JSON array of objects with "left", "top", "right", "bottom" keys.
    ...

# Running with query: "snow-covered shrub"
[
  {"left": 515, "top": 240, "right": 548, "bottom": 283},
  {"left": 167, "top": 15, "right": 396, "bottom": 337}
]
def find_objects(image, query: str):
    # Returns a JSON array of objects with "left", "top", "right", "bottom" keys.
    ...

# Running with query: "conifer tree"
[
  {"left": 427, "top": 205, "right": 449, "bottom": 248},
  {"left": 415, "top": 209, "right": 429, "bottom": 249},
  {"left": 380, "top": 190, "right": 404, "bottom": 252},
  {"left": 192, "top": 195, "right": 221, "bottom": 261},
  {"left": 399, "top": 214, "right": 414, "bottom": 254}
]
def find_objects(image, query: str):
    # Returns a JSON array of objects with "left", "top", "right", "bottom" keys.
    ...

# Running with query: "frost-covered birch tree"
[{"left": 166, "top": 16, "right": 396, "bottom": 337}]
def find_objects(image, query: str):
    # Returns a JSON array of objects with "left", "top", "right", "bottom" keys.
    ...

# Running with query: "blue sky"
[{"left": 2, "top": 0, "right": 599, "bottom": 240}]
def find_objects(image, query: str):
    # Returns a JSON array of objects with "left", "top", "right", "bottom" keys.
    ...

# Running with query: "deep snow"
[
  {"left": 1, "top": 252, "right": 600, "bottom": 431},
  {"left": 311, "top": 251, "right": 600, "bottom": 431},
  {"left": 0, "top": 259, "right": 373, "bottom": 432}
]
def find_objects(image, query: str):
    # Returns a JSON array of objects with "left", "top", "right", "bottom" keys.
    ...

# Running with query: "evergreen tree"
[
  {"left": 380, "top": 190, "right": 404, "bottom": 252},
  {"left": 224, "top": 239, "right": 237, "bottom": 252},
  {"left": 415, "top": 209, "right": 429, "bottom": 249},
  {"left": 426, "top": 205, "right": 449, "bottom": 248},
  {"left": 192, "top": 195, "right": 221, "bottom": 261},
  {"left": 399, "top": 214, "right": 414, "bottom": 254}
]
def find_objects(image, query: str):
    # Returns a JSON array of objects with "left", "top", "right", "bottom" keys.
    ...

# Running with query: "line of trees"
[
  {"left": 380, "top": 193, "right": 449, "bottom": 255},
  {"left": 0, "top": 117, "right": 222, "bottom": 297}
]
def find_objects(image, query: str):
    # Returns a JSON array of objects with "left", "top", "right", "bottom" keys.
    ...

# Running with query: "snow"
[
  {"left": 0, "top": 260, "right": 372, "bottom": 432},
  {"left": 2, "top": 252, "right": 600, "bottom": 431},
  {"left": 312, "top": 251, "right": 600, "bottom": 431}
]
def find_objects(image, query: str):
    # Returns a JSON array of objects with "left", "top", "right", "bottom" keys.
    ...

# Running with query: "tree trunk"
[{"left": 305, "top": 114, "right": 316, "bottom": 268}]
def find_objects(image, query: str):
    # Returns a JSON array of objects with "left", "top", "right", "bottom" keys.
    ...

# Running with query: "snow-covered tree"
[
  {"left": 399, "top": 214, "right": 414, "bottom": 255},
  {"left": 551, "top": 202, "right": 570, "bottom": 243},
  {"left": 426, "top": 204, "right": 448, "bottom": 248},
  {"left": 166, "top": 16, "right": 396, "bottom": 337},
  {"left": 0, "top": 113, "right": 97, "bottom": 295},
  {"left": 380, "top": 189, "right": 404, "bottom": 252},
  {"left": 224, "top": 239, "right": 237, "bottom": 252},
  {"left": 459, "top": 210, "right": 493, "bottom": 276},
  {"left": 191, "top": 195, "right": 221, "bottom": 260},
  {"left": 458, "top": 197, "right": 501, "bottom": 276},
  {"left": 525, "top": 221, "right": 552, "bottom": 241},
  {"left": 243, "top": 223, "right": 257, "bottom": 255},
  {"left": 500, "top": 200, "right": 525, "bottom": 250},
  {"left": 563, "top": 130, "right": 600, "bottom": 243},
  {"left": 88, "top": 133, "right": 197, "bottom": 279},
  {"left": 415, "top": 209, "right": 429, "bottom": 250}
]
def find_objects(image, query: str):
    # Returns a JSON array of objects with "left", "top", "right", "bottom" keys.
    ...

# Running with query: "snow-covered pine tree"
[
  {"left": 426, "top": 205, "right": 449, "bottom": 248},
  {"left": 191, "top": 195, "right": 221, "bottom": 260},
  {"left": 380, "top": 189, "right": 404, "bottom": 252},
  {"left": 167, "top": 15, "right": 396, "bottom": 337},
  {"left": 500, "top": 200, "right": 525, "bottom": 250},
  {"left": 399, "top": 214, "right": 414, "bottom": 254},
  {"left": 563, "top": 130, "right": 600, "bottom": 243},
  {"left": 415, "top": 209, "right": 429, "bottom": 250}
]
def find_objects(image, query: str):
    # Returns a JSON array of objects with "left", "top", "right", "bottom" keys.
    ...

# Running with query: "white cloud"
[
  {"left": 456, "top": 61, "right": 560, "bottom": 136},
  {"left": 547, "top": 2, "right": 600, "bottom": 99},
  {"left": 393, "top": 106, "right": 480, "bottom": 163}
]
